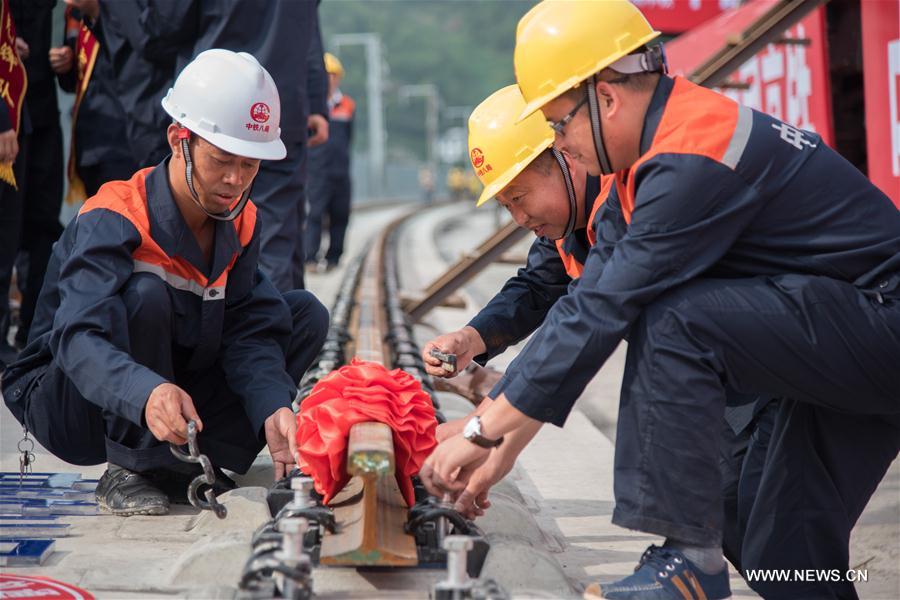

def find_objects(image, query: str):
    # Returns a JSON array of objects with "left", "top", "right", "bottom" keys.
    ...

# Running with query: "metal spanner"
[{"left": 169, "top": 420, "right": 228, "bottom": 519}]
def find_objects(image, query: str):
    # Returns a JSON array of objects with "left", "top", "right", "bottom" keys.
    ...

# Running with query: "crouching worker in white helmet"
[
  {"left": 2, "top": 50, "right": 329, "bottom": 516},
  {"left": 421, "top": 85, "right": 622, "bottom": 518}
]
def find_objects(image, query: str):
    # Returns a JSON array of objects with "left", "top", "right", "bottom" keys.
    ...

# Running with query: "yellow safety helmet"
[
  {"left": 514, "top": 0, "right": 661, "bottom": 121},
  {"left": 468, "top": 85, "right": 555, "bottom": 207},
  {"left": 324, "top": 52, "right": 344, "bottom": 77}
]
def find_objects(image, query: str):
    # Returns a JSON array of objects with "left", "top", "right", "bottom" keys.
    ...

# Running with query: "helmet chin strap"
[
  {"left": 585, "top": 75, "right": 615, "bottom": 176},
  {"left": 179, "top": 129, "right": 252, "bottom": 222},
  {"left": 551, "top": 148, "right": 577, "bottom": 239}
]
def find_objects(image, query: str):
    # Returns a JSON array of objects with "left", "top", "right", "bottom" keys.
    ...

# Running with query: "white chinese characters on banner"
[
  {"left": 721, "top": 24, "right": 816, "bottom": 133},
  {"left": 888, "top": 38, "right": 900, "bottom": 177}
]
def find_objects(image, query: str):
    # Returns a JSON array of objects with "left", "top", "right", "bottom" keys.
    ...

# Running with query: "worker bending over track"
[
  {"left": 420, "top": 2, "right": 900, "bottom": 599},
  {"left": 2, "top": 50, "right": 329, "bottom": 517},
  {"left": 423, "top": 84, "right": 619, "bottom": 517}
]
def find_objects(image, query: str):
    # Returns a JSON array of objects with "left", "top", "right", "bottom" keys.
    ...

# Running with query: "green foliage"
[{"left": 320, "top": 0, "right": 536, "bottom": 161}]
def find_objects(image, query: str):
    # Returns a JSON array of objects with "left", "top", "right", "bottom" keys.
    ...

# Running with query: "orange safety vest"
[
  {"left": 617, "top": 76, "right": 749, "bottom": 224},
  {"left": 78, "top": 167, "right": 257, "bottom": 299},
  {"left": 554, "top": 175, "right": 619, "bottom": 279},
  {"left": 330, "top": 94, "right": 355, "bottom": 121}
]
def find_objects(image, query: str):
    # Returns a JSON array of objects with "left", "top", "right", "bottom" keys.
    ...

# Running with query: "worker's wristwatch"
[{"left": 462, "top": 416, "right": 504, "bottom": 448}]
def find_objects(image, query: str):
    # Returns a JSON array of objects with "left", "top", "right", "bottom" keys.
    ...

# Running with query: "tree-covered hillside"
[{"left": 319, "top": 0, "right": 537, "bottom": 162}]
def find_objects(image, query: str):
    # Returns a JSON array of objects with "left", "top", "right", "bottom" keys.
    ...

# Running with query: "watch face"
[{"left": 463, "top": 417, "right": 480, "bottom": 439}]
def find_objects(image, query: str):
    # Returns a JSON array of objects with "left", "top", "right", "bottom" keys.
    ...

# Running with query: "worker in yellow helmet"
[
  {"left": 421, "top": 85, "right": 621, "bottom": 517},
  {"left": 421, "top": 2, "right": 900, "bottom": 600}
]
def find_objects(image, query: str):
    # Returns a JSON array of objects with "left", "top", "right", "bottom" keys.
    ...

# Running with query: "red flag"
[
  {"left": 64, "top": 6, "right": 99, "bottom": 204},
  {"left": 0, "top": 0, "right": 27, "bottom": 189}
]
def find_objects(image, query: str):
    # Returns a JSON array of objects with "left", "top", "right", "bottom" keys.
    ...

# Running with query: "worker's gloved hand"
[
  {"left": 264, "top": 407, "right": 299, "bottom": 481},
  {"left": 307, "top": 114, "right": 329, "bottom": 147},
  {"left": 145, "top": 383, "right": 203, "bottom": 445},
  {"left": 422, "top": 326, "right": 486, "bottom": 378},
  {"left": 49, "top": 46, "right": 74, "bottom": 75}
]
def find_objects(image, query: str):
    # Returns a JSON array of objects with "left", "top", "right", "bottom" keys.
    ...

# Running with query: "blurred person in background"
[
  {"left": 0, "top": 0, "right": 29, "bottom": 371},
  {"left": 5, "top": 0, "right": 64, "bottom": 352},
  {"left": 306, "top": 52, "right": 355, "bottom": 272},
  {"left": 51, "top": 4, "right": 136, "bottom": 201}
]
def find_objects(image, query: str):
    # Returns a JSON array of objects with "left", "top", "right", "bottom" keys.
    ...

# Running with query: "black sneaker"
[{"left": 95, "top": 464, "right": 170, "bottom": 516}]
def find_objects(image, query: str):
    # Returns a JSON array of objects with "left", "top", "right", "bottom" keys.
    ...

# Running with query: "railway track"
[{"left": 238, "top": 204, "right": 511, "bottom": 600}]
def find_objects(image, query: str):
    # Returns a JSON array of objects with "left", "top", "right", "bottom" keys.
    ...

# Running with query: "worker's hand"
[
  {"left": 435, "top": 416, "right": 468, "bottom": 442},
  {"left": 450, "top": 443, "right": 519, "bottom": 519},
  {"left": 264, "top": 407, "right": 299, "bottom": 481},
  {"left": 65, "top": 0, "right": 100, "bottom": 20},
  {"left": 307, "top": 114, "right": 329, "bottom": 147},
  {"left": 419, "top": 434, "right": 490, "bottom": 497},
  {"left": 145, "top": 383, "right": 203, "bottom": 445},
  {"left": 14, "top": 37, "right": 28, "bottom": 61},
  {"left": 49, "top": 46, "right": 74, "bottom": 74},
  {"left": 0, "top": 129, "right": 18, "bottom": 164},
  {"left": 422, "top": 326, "right": 486, "bottom": 378}
]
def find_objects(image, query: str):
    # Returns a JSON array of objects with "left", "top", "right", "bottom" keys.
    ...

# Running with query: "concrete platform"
[{"left": 1, "top": 200, "right": 897, "bottom": 599}]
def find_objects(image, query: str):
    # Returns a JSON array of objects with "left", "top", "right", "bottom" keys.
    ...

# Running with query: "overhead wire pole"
[
  {"left": 331, "top": 33, "right": 386, "bottom": 199},
  {"left": 399, "top": 84, "right": 441, "bottom": 193},
  {"left": 443, "top": 105, "right": 472, "bottom": 132}
]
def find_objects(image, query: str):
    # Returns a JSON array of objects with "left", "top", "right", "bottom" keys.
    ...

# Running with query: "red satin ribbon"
[{"left": 296, "top": 358, "right": 438, "bottom": 505}]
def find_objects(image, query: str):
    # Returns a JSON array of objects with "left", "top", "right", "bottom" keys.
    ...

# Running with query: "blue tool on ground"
[
  {"left": 0, "top": 518, "right": 70, "bottom": 538},
  {"left": 0, "top": 539, "right": 55, "bottom": 566}
]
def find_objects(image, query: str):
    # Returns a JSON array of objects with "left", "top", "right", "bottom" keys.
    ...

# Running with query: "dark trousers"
[
  {"left": 305, "top": 172, "right": 351, "bottom": 265},
  {"left": 613, "top": 275, "right": 900, "bottom": 597},
  {"left": 720, "top": 400, "right": 778, "bottom": 574},
  {"left": 253, "top": 140, "right": 308, "bottom": 292},
  {"left": 12, "top": 273, "right": 328, "bottom": 473},
  {"left": 15, "top": 124, "right": 64, "bottom": 347}
]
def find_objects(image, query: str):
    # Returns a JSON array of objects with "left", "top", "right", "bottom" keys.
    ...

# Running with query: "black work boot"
[{"left": 95, "top": 464, "right": 170, "bottom": 516}]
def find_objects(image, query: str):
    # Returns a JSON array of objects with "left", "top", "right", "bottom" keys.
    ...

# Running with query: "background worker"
[
  {"left": 422, "top": 84, "right": 620, "bottom": 517},
  {"left": 52, "top": 4, "right": 138, "bottom": 199},
  {"left": 2, "top": 50, "right": 329, "bottom": 517},
  {"left": 420, "top": 2, "right": 900, "bottom": 599},
  {"left": 0, "top": 0, "right": 28, "bottom": 372},
  {"left": 65, "top": 0, "right": 176, "bottom": 168},
  {"left": 6, "top": 0, "right": 64, "bottom": 351},
  {"left": 136, "top": 0, "right": 330, "bottom": 292},
  {"left": 306, "top": 52, "right": 356, "bottom": 272}
]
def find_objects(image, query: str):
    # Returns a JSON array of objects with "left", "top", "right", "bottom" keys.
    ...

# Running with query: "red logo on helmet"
[
  {"left": 471, "top": 148, "right": 484, "bottom": 169},
  {"left": 250, "top": 102, "right": 270, "bottom": 123}
]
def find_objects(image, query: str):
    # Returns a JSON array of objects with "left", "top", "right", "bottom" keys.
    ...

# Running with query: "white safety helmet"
[{"left": 162, "top": 49, "right": 286, "bottom": 161}]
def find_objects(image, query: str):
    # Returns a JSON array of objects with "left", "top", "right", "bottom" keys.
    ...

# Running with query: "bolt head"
[{"left": 443, "top": 535, "right": 474, "bottom": 552}]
